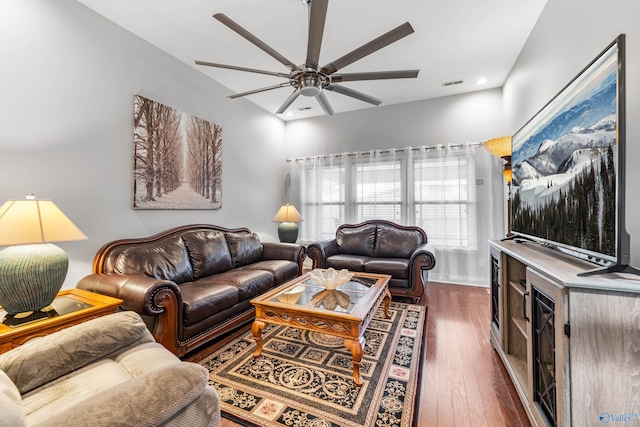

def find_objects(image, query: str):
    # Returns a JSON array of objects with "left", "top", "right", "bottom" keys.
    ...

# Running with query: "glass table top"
[
  {"left": 268, "top": 276, "right": 378, "bottom": 314},
  {"left": 0, "top": 297, "right": 92, "bottom": 329}
]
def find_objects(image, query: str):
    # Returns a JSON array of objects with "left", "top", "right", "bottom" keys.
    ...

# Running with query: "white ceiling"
[{"left": 75, "top": 0, "right": 547, "bottom": 121}]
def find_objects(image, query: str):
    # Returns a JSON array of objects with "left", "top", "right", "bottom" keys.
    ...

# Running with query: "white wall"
[
  {"left": 284, "top": 88, "right": 506, "bottom": 157},
  {"left": 0, "top": 0, "right": 287, "bottom": 289},
  {"left": 504, "top": 0, "right": 640, "bottom": 267}
]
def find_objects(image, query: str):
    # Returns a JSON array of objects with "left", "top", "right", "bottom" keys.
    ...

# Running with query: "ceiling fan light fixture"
[{"left": 299, "top": 74, "right": 323, "bottom": 97}]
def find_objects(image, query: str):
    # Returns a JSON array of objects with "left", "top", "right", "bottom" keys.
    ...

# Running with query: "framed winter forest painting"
[{"left": 133, "top": 95, "right": 222, "bottom": 209}]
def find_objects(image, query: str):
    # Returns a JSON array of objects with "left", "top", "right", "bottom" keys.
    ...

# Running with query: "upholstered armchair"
[
  {"left": 307, "top": 220, "right": 436, "bottom": 302},
  {"left": 0, "top": 311, "right": 220, "bottom": 427}
]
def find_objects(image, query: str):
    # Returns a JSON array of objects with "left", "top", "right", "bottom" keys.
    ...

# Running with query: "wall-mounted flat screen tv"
[{"left": 511, "top": 34, "right": 633, "bottom": 275}]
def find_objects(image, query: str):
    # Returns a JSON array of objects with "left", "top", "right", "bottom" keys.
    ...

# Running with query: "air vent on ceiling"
[
  {"left": 442, "top": 79, "right": 464, "bottom": 87},
  {"left": 297, "top": 106, "right": 313, "bottom": 111}
]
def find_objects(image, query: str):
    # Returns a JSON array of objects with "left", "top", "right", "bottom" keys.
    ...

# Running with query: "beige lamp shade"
[
  {"left": 483, "top": 136, "right": 512, "bottom": 159},
  {"left": 0, "top": 195, "right": 87, "bottom": 314},
  {"left": 0, "top": 198, "right": 87, "bottom": 246},
  {"left": 272, "top": 204, "right": 304, "bottom": 223}
]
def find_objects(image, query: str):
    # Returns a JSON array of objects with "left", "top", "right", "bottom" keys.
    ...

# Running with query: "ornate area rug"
[{"left": 200, "top": 302, "right": 427, "bottom": 427}]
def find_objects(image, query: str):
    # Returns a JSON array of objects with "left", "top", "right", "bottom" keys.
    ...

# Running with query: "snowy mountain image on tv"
[{"left": 511, "top": 43, "right": 618, "bottom": 258}]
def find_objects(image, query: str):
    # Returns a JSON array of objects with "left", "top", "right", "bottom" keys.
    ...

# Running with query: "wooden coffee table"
[{"left": 250, "top": 270, "right": 391, "bottom": 386}]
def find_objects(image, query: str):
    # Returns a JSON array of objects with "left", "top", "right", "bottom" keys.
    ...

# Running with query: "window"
[
  {"left": 353, "top": 159, "right": 402, "bottom": 223},
  {"left": 413, "top": 154, "right": 476, "bottom": 248},
  {"left": 298, "top": 160, "right": 345, "bottom": 241},
  {"left": 293, "top": 145, "right": 481, "bottom": 251}
]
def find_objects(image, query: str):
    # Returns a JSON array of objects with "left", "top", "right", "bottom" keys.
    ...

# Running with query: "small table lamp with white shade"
[
  {"left": 272, "top": 204, "right": 303, "bottom": 243},
  {"left": 0, "top": 194, "right": 87, "bottom": 315}
]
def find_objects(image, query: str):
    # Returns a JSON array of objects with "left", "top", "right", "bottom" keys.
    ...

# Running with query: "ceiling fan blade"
[
  {"left": 194, "top": 61, "right": 290, "bottom": 78},
  {"left": 229, "top": 82, "right": 292, "bottom": 99},
  {"left": 332, "top": 70, "right": 419, "bottom": 82},
  {"left": 321, "top": 22, "right": 414, "bottom": 75},
  {"left": 316, "top": 92, "right": 335, "bottom": 116},
  {"left": 276, "top": 89, "right": 302, "bottom": 114},
  {"left": 213, "top": 13, "right": 300, "bottom": 72},
  {"left": 326, "top": 84, "right": 382, "bottom": 106},
  {"left": 305, "top": 0, "right": 329, "bottom": 70}
]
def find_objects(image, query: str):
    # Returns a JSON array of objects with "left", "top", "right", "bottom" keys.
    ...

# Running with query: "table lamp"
[
  {"left": 0, "top": 194, "right": 87, "bottom": 314},
  {"left": 272, "top": 204, "right": 303, "bottom": 243}
]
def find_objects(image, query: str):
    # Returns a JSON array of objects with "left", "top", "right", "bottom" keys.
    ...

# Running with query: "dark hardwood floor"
[{"left": 186, "top": 282, "right": 531, "bottom": 427}]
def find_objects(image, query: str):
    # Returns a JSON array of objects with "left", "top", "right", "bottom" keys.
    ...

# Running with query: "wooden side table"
[{"left": 0, "top": 288, "right": 123, "bottom": 354}]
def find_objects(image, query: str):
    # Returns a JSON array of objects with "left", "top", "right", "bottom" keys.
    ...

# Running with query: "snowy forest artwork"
[
  {"left": 133, "top": 96, "right": 222, "bottom": 209},
  {"left": 511, "top": 41, "right": 619, "bottom": 258}
]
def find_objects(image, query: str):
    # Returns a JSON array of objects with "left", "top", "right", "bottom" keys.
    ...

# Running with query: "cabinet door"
[
  {"left": 527, "top": 268, "right": 568, "bottom": 427},
  {"left": 569, "top": 289, "right": 640, "bottom": 426},
  {"left": 501, "top": 254, "right": 529, "bottom": 393},
  {"left": 489, "top": 245, "right": 502, "bottom": 349}
]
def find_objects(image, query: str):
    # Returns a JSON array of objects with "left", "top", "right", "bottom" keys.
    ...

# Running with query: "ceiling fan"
[{"left": 195, "top": 0, "right": 419, "bottom": 116}]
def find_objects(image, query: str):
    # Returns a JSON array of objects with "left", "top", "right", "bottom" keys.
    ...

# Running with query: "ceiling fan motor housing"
[{"left": 294, "top": 70, "right": 329, "bottom": 97}]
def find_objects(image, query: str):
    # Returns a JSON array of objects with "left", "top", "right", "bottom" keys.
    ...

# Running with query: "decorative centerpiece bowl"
[
  {"left": 308, "top": 268, "right": 354, "bottom": 291},
  {"left": 277, "top": 285, "right": 305, "bottom": 304}
]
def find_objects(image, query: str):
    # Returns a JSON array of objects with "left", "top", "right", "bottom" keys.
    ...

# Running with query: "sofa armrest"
[
  {"left": 77, "top": 274, "right": 181, "bottom": 316},
  {"left": 262, "top": 242, "right": 304, "bottom": 262},
  {"left": 410, "top": 243, "right": 437, "bottom": 271},
  {"left": 77, "top": 274, "right": 187, "bottom": 355},
  {"left": 41, "top": 362, "right": 218, "bottom": 427},
  {"left": 0, "top": 312, "right": 154, "bottom": 394},
  {"left": 306, "top": 239, "right": 339, "bottom": 269},
  {"left": 262, "top": 242, "right": 306, "bottom": 274}
]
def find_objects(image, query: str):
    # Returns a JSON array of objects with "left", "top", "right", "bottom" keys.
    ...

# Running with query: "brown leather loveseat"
[
  {"left": 77, "top": 224, "right": 305, "bottom": 356},
  {"left": 306, "top": 220, "right": 435, "bottom": 302}
]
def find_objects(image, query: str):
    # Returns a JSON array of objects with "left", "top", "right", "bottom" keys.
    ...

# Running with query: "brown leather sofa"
[
  {"left": 77, "top": 224, "right": 305, "bottom": 357},
  {"left": 306, "top": 220, "right": 435, "bottom": 302}
]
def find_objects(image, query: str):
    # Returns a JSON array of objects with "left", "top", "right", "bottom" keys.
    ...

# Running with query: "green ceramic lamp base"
[
  {"left": 277, "top": 222, "right": 299, "bottom": 243},
  {"left": 0, "top": 243, "right": 68, "bottom": 314}
]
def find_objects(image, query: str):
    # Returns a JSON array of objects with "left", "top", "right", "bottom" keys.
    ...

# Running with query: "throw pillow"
[
  {"left": 336, "top": 224, "right": 376, "bottom": 257},
  {"left": 225, "top": 232, "right": 263, "bottom": 267},
  {"left": 375, "top": 225, "right": 424, "bottom": 258},
  {"left": 112, "top": 236, "right": 194, "bottom": 284},
  {"left": 182, "top": 230, "right": 233, "bottom": 279}
]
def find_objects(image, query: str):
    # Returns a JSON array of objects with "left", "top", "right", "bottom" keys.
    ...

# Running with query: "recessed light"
[
  {"left": 476, "top": 78, "right": 488, "bottom": 85},
  {"left": 285, "top": 111, "right": 294, "bottom": 117}
]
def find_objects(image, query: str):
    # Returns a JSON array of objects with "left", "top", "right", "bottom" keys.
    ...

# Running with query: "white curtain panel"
[{"left": 289, "top": 143, "right": 502, "bottom": 286}]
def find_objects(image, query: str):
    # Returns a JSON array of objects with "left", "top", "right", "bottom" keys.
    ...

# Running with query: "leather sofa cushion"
[
  {"left": 111, "top": 236, "right": 194, "bottom": 284},
  {"left": 225, "top": 232, "right": 263, "bottom": 267},
  {"left": 240, "top": 260, "right": 299, "bottom": 285},
  {"left": 179, "top": 282, "right": 240, "bottom": 326},
  {"left": 336, "top": 224, "right": 376, "bottom": 257},
  {"left": 326, "top": 254, "right": 371, "bottom": 271},
  {"left": 364, "top": 258, "right": 410, "bottom": 279},
  {"left": 182, "top": 230, "right": 233, "bottom": 279},
  {"left": 374, "top": 224, "right": 424, "bottom": 258},
  {"left": 198, "top": 269, "right": 274, "bottom": 301}
]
